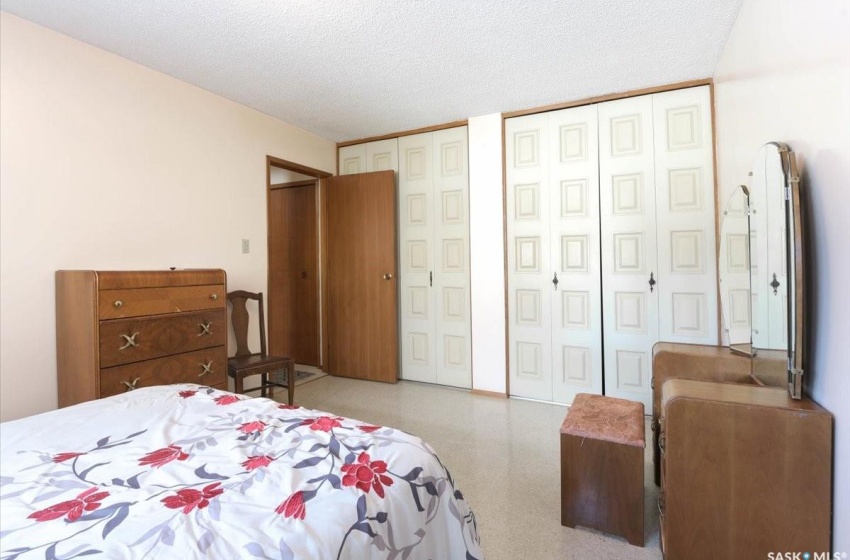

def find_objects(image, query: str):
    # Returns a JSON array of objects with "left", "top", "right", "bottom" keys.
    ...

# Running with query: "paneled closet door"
[
  {"left": 366, "top": 139, "right": 399, "bottom": 173},
  {"left": 398, "top": 133, "right": 437, "bottom": 383},
  {"left": 339, "top": 144, "right": 367, "bottom": 175},
  {"left": 652, "top": 87, "right": 718, "bottom": 346},
  {"left": 506, "top": 113, "right": 553, "bottom": 401},
  {"left": 548, "top": 105, "right": 603, "bottom": 403},
  {"left": 599, "top": 95, "right": 658, "bottom": 408},
  {"left": 432, "top": 127, "right": 472, "bottom": 388}
]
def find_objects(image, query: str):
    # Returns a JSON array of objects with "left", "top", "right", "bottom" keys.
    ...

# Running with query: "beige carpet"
[{"left": 280, "top": 375, "right": 663, "bottom": 560}]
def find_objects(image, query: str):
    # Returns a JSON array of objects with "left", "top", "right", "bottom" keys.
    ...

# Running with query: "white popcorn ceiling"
[{"left": 2, "top": 0, "right": 742, "bottom": 142}]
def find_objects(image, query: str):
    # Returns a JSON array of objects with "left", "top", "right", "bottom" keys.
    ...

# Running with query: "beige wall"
[
  {"left": 0, "top": 13, "right": 336, "bottom": 421},
  {"left": 714, "top": 0, "right": 850, "bottom": 548}
]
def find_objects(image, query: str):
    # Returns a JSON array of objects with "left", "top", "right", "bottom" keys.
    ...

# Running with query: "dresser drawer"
[
  {"left": 98, "top": 285, "right": 225, "bottom": 319},
  {"left": 99, "top": 310, "right": 226, "bottom": 368},
  {"left": 99, "top": 346, "right": 227, "bottom": 398}
]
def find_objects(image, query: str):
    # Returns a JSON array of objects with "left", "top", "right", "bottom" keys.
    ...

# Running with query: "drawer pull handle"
[
  {"left": 199, "top": 361, "right": 214, "bottom": 377},
  {"left": 121, "top": 377, "right": 141, "bottom": 391},
  {"left": 210, "top": 293, "right": 218, "bottom": 300},
  {"left": 198, "top": 322, "right": 213, "bottom": 336},
  {"left": 113, "top": 300, "right": 123, "bottom": 308},
  {"left": 119, "top": 332, "right": 140, "bottom": 350}
]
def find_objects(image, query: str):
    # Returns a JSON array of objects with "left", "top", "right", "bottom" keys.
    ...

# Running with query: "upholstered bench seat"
[{"left": 560, "top": 393, "right": 645, "bottom": 546}]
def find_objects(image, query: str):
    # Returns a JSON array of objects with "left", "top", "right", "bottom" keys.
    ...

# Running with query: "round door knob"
[
  {"left": 301, "top": 271, "right": 307, "bottom": 279},
  {"left": 383, "top": 273, "right": 393, "bottom": 280}
]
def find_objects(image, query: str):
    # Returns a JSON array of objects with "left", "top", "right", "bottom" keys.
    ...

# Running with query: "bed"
[{"left": 0, "top": 384, "right": 483, "bottom": 559}]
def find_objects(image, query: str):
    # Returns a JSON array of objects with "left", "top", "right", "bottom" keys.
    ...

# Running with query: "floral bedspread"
[{"left": 0, "top": 384, "right": 482, "bottom": 559}]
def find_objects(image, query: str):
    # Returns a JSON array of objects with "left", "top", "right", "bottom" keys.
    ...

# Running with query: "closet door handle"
[
  {"left": 770, "top": 273, "right": 780, "bottom": 295},
  {"left": 552, "top": 272, "right": 559, "bottom": 289},
  {"left": 429, "top": 271, "right": 433, "bottom": 287},
  {"left": 383, "top": 273, "right": 393, "bottom": 280},
  {"left": 649, "top": 272, "right": 656, "bottom": 293}
]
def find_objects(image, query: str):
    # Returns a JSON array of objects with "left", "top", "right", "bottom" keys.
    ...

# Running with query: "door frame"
[{"left": 266, "top": 156, "right": 332, "bottom": 368}]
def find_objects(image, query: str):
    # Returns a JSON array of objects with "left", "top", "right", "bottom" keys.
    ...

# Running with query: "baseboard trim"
[{"left": 470, "top": 389, "right": 508, "bottom": 399}]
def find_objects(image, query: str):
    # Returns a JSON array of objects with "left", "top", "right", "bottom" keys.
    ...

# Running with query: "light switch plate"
[{"left": 241, "top": 239, "right": 250, "bottom": 254}]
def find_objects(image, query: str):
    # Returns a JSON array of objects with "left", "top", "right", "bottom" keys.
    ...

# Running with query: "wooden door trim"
[
  {"left": 271, "top": 179, "right": 317, "bottom": 190},
  {"left": 267, "top": 156, "right": 333, "bottom": 178},
  {"left": 502, "top": 78, "right": 713, "bottom": 119},
  {"left": 336, "top": 119, "right": 469, "bottom": 148},
  {"left": 267, "top": 156, "right": 332, "bottom": 371},
  {"left": 320, "top": 178, "right": 329, "bottom": 371}
]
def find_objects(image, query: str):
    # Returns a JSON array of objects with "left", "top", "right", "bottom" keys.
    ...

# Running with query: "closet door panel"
[
  {"left": 506, "top": 113, "right": 553, "bottom": 401},
  {"left": 432, "top": 127, "right": 471, "bottom": 388},
  {"left": 366, "top": 139, "right": 399, "bottom": 173},
  {"left": 599, "top": 95, "right": 658, "bottom": 408},
  {"left": 548, "top": 105, "right": 603, "bottom": 404},
  {"left": 339, "top": 144, "right": 367, "bottom": 175},
  {"left": 652, "top": 86, "right": 718, "bottom": 345},
  {"left": 398, "top": 133, "right": 437, "bottom": 383}
]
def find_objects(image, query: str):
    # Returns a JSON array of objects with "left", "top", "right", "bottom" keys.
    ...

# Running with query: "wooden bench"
[{"left": 560, "top": 393, "right": 645, "bottom": 546}]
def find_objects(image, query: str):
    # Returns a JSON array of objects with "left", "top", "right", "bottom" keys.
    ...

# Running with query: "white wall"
[
  {"left": 0, "top": 13, "right": 336, "bottom": 421},
  {"left": 468, "top": 114, "right": 507, "bottom": 394},
  {"left": 713, "top": 0, "right": 850, "bottom": 549}
]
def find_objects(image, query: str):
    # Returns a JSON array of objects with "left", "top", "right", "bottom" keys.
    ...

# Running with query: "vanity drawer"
[
  {"left": 99, "top": 346, "right": 227, "bottom": 398},
  {"left": 98, "top": 285, "right": 225, "bottom": 319},
  {"left": 99, "top": 310, "right": 226, "bottom": 368}
]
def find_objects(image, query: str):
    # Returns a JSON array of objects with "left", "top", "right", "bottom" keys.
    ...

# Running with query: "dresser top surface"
[
  {"left": 661, "top": 378, "right": 829, "bottom": 415},
  {"left": 57, "top": 269, "right": 226, "bottom": 289}
]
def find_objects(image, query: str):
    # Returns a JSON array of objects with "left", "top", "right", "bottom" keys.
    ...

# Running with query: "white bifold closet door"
[
  {"left": 506, "top": 105, "right": 604, "bottom": 404},
  {"left": 339, "top": 139, "right": 398, "bottom": 175},
  {"left": 398, "top": 127, "right": 472, "bottom": 388},
  {"left": 599, "top": 87, "right": 717, "bottom": 408}
]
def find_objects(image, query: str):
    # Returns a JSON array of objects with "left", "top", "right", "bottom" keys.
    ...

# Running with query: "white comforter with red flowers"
[{"left": 0, "top": 384, "right": 483, "bottom": 560}]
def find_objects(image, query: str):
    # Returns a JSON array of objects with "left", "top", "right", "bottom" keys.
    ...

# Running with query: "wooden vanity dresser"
[{"left": 56, "top": 270, "right": 228, "bottom": 407}]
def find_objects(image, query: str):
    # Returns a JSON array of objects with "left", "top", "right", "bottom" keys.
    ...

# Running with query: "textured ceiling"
[{"left": 1, "top": 0, "right": 742, "bottom": 142}]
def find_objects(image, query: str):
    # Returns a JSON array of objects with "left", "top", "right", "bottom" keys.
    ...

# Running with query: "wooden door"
[
  {"left": 323, "top": 171, "right": 398, "bottom": 382},
  {"left": 599, "top": 94, "right": 659, "bottom": 409},
  {"left": 268, "top": 182, "right": 320, "bottom": 365}
]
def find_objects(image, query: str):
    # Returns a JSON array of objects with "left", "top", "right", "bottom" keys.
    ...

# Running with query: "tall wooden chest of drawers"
[{"left": 56, "top": 270, "right": 228, "bottom": 407}]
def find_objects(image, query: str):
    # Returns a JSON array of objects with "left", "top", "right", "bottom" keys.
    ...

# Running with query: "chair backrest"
[{"left": 227, "top": 290, "right": 267, "bottom": 358}]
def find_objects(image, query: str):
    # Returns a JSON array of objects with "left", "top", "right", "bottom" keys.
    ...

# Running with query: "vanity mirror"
[{"left": 717, "top": 142, "right": 805, "bottom": 398}]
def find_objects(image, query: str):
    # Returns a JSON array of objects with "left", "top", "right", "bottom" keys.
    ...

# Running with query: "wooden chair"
[{"left": 226, "top": 290, "right": 295, "bottom": 405}]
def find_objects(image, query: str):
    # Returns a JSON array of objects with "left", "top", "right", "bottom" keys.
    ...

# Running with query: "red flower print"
[
  {"left": 214, "top": 394, "right": 241, "bottom": 405},
  {"left": 178, "top": 390, "right": 197, "bottom": 399},
  {"left": 52, "top": 452, "right": 85, "bottom": 463},
  {"left": 161, "top": 483, "right": 223, "bottom": 514},
  {"left": 139, "top": 445, "right": 189, "bottom": 468},
  {"left": 341, "top": 452, "right": 393, "bottom": 498},
  {"left": 241, "top": 455, "right": 274, "bottom": 470},
  {"left": 28, "top": 487, "right": 109, "bottom": 522},
  {"left": 275, "top": 491, "right": 306, "bottom": 520},
  {"left": 278, "top": 404, "right": 300, "bottom": 410},
  {"left": 301, "top": 416, "right": 343, "bottom": 432},
  {"left": 238, "top": 420, "right": 267, "bottom": 434},
  {"left": 358, "top": 425, "right": 381, "bottom": 433}
]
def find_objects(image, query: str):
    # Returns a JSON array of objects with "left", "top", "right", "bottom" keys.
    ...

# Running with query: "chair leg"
[
  {"left": 235, "top": 374, "right": 243, "bottom": 395},
  {"left": 267, "top": 372, "right": 274, "bottom": 400},
  {"left": 287, "top": 361, "right": 295, "bottom": 406}
]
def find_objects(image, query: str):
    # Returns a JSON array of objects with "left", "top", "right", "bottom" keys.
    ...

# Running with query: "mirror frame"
[{"left": 779, "top": 144, "right": 805, "bottom": 399}]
